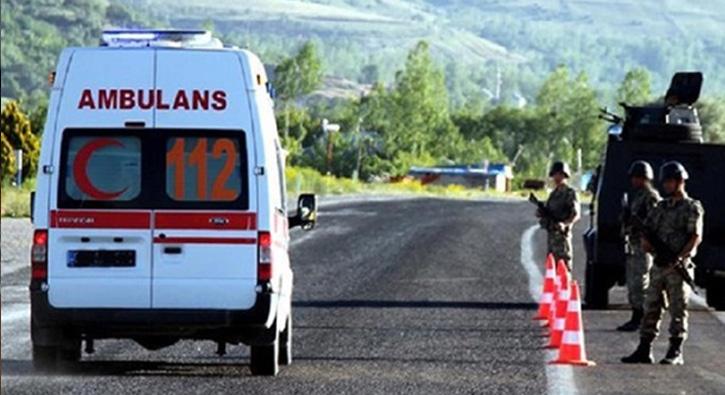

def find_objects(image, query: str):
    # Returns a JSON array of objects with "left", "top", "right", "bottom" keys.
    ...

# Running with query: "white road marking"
[
  {"left": 521, "top": 224, "right": 579, "bottom": 395},
  {"left": 690, "top": 293, "right": 725, "bottom": 326},
  {"left": 1, "top": 303, "right": 31, "bottom": 357},
  {"left": 1, "top": 304, "right": 29, "bottom": 324}
]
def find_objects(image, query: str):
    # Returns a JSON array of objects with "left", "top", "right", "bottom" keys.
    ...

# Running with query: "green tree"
[
  {"left": 359, "top": 64, "right": 379, "bottom": 85},
  {"left": 1, "top": 132, "right": 16, "bottom": 179},
  {"left": 275, "top": 106, "right": 315, "bottom": 164},
  {"left": 274, "top": 41, "right": 324, "bottom": 102},
  {"left": 0, "top": 101, "right": 40, "bottom": 180},
  {"left": 698, "top": 99, "right": 725, "bottom": 143},
  {"left": 617, "top": 68, "right": 652, "bottom": 105},
  {"left": 28, "top": 98, "right": 48, "bottom": 136},
  {"left": 535, "top": 66, "right": 604, "bottom": 174},
  {"left": 385, "top": 41, "right": 458, "bottom": 174},
  {"left": 274, "top": 41, "right": 324, "bottom": 141}
]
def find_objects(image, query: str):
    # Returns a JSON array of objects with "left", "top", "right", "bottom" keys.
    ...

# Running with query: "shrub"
[{"left": 1, "top": 101, "right": 40, "bottom": 181}]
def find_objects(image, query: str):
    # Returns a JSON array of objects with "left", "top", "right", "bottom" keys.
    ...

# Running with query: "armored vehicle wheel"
[
  {"left": 250, "top": 341, "right": 279, "bottom": 376},
  {"left": 706, "top": 278, "right": 725, "bottom": 311},
  {"left": 585, "top": 263, "right": 610, "bottom": 309}
]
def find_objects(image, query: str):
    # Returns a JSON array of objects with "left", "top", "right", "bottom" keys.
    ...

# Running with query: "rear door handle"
[{"left": 163, "top": 246, "right": 182, "bottom": 255}]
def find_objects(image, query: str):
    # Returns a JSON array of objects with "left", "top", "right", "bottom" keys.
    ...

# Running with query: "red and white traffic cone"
[
  {"left": 546, "top": 260, "right": 570, "bottom": 349},
  {"left": 550, "top": 281, "right": 596, "bottom": 366},
  {"left": 534, "top": 254, "right": 556, "bottom": 323},
  {"left": 547, "top": 261, "right": 562, "bottom": 328}
]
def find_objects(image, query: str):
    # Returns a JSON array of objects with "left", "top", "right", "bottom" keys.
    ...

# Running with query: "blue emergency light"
[{"left": 100, "top": 29, "right": 222, "bottom": 49}]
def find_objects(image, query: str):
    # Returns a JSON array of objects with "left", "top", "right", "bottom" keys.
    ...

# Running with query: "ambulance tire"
[
  {"left": 250, "top": 337, "right": 279, "bottom": 376},
  {"left": 57, "top": 337, "right": 82, "bottom": 368},
  {"left": 32, "top": 320, "right": 81, "bottom": 372},
  {"left": 31, "top": 339, "right": 81, "bottom": 372},
  {"left": 32, "top": 345, "right": 58, "bottom": 372},
  {"left": 279, "top": 314, "right": 292, "bottom": 366}
]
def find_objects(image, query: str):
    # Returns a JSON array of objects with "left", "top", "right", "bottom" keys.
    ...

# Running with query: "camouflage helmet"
[
  {"left": 628, "top": 160, "right": 654, "bottom": 180},
  {"left": 659, "top": 161, "right": 689, "bottom": 182},
  {"left": 549, "top": 161, "right": 571, "bottom": 178}
]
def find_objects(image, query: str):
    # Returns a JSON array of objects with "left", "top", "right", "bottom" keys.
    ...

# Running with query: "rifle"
[
  {"left": 529, "top": 192, "right": 569, "bottom": 234},
  {"left": 529, "top": 193, "right": 556, "bottom": 221},
  {"left": 630, "top": 215, "right": 699, "bottom": 294}
]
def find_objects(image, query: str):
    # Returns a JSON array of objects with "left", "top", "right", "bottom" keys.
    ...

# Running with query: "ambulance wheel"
[
  {"left": 250, "top": 341, "right": 279, "bottom": 376},
  {"left": 279, "top": 314, "right": 292, "bottom": 366},
  {"left": 31, "top": 339, "right": 80, "bottom": 372},
  {"left": 58, "top": 338, "right": 82, "bottom": 366},
  {"left": 32, "top": 344, "right": 58, "bottom": 372}
]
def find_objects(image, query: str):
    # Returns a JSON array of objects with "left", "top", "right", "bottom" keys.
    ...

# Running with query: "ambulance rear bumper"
[{"left": 30, "top": 285, "right": 275, "bottom": 338}]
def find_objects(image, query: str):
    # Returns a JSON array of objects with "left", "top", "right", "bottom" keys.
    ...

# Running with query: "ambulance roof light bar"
[{"left": 100, "top": 29, "right": 224, "bottom": 49}]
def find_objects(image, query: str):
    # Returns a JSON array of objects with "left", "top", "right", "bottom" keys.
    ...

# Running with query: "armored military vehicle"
[{"left": 583, "top": 72, "right": 725, "bottom": 310}]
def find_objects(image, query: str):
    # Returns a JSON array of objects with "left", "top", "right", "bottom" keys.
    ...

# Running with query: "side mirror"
[{"left": 289, "top": 193, "right": 317, "bottom": 230}]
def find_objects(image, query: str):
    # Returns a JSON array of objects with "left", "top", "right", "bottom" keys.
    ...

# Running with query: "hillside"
[
  {"left": 123, "top": 0, "right": 725, "bottom": 101},
  {"left": 0, "top": 0, "right": 163, "bottom": 105},
  {"left": 2, "top": 0, "right": 724, "bottom": 106}
]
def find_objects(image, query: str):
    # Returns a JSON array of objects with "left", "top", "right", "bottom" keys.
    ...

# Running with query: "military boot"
[
  {"left": 660, "top": 337, "right": 684, "bottom": 365},
  {"left": 616, "top": 308, "right": 643, "bottom": 332},
  {"left": 621, "top": 335, "right": 654, "bottom": 364}
]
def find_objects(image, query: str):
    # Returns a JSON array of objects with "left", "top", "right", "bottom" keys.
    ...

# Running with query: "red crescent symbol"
[{"left": 72, "top": 138, "right": 129, "bottom": 200}]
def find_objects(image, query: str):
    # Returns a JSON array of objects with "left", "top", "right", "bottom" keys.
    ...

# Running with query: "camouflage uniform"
[
  {"left": 540, "top": 184, "right": 579, "bottom": 270},
  {"left": 623, "top": 185, "right": 661, "bottom": 310},
  {"left": 640, "top": 193, "right": 704, "bottom": 340}
]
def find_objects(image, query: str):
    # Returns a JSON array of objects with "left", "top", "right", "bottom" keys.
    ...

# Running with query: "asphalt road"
[{"left": 2, "top": 197, "right": 724, "bottom": 394}]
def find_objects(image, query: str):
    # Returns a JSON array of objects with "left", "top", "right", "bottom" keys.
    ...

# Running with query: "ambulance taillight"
[
  {"left": 258, "top": 231, "right": 272, "bottom": 282},
  {"left": 31, "top": 229, "right": 48, "bottom": 281}
]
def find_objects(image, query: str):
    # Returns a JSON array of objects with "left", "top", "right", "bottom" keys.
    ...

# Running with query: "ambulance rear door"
[
  {"left": 151, "top": 49, "right": 259, "bottom": 309},
  {"left": 48, "top": 49, "right": 155, "bottom": 308}
]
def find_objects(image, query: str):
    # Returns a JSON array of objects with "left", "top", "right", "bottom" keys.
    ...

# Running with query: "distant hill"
[
  {"left": 0, "top": 0, "right": 162, "bottom": 105},
  {"left": 122, "top": 0, "right": 725, "bottom": 102},
  {"left": 3, "top": 0, "right": 723, "bottom": 107}
]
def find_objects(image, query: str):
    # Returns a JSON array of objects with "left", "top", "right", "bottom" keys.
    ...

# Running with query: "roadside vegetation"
[
  {"left": 285, "top": 166, "right": 526, "bottom": 200},
  {"left": 1, "top": 180, "right": 34, "bottom": 218}
]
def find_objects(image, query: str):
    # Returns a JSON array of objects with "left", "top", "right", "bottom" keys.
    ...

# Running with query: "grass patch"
[
  {"left": 1, "top": 179, "right": 34, "bottom": 218},
  {"left": 286, "top": 166, "right": 528, "bottom": 200}
]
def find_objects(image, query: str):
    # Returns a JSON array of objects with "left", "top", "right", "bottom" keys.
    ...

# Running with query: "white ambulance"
[{"left": 29, "top": 30, "right": 317, "bottom": 376}]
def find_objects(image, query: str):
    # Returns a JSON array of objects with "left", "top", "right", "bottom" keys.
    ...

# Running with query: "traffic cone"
[
  {"left": 546, "top": 260, "right": 570, "bottom": 348},
  {"left": 547, "top": 262, "right": 562, "bottom": 328},
  {"left": 550, "top": 281, "right": 596, "bottom": 366},
  {"left": 534, "top": 254, "right": 556, "bottom": 322}
]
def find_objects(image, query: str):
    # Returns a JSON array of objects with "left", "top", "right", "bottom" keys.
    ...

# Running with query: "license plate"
[{"left": 67, "top": 250, "right": 136, "bottom": 268}]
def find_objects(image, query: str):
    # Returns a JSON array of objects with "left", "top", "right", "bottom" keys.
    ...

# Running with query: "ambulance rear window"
[
  {"left": 58, "top": 129, "right": 249, "bottom": 210},
  {"left": 61, "top": 135, "right": 142, "bottom": 203}
]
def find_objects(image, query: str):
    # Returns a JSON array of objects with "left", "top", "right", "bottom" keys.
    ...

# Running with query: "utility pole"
[
  {"left": 322, "top": 118, "right": 340, "bottom": 175},
  {"left": 14, "top": 149, "right": 23, "bottom": 187}
]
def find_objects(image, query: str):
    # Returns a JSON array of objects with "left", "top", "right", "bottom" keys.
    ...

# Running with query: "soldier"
[
  {"left": 617, "top": 161, "right": 661, "bottom": 331},
  {"left": 536, "top": 161, "right": 580, "bottom": 271},
  {"left": 622, "top": 161, "right": 704, "bottom": 365}
]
